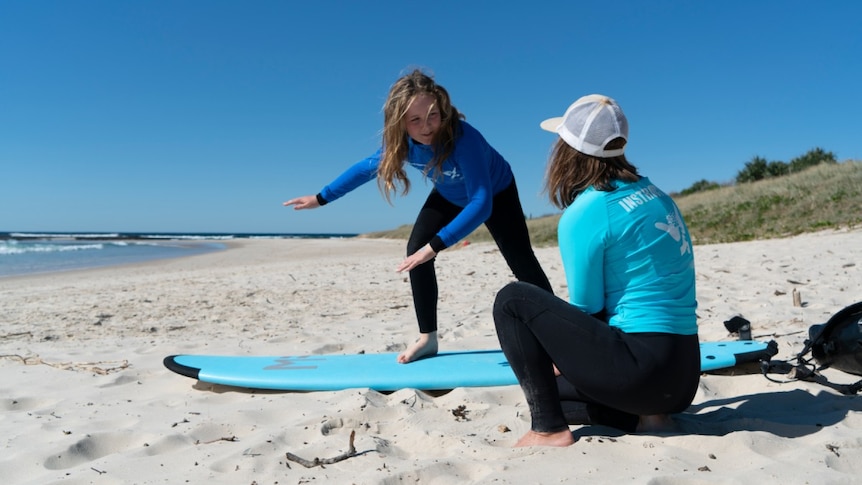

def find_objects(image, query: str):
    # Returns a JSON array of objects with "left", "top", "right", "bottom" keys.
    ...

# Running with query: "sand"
[{"left": 2, "top": 229, "right": 862, "bottom": 484}]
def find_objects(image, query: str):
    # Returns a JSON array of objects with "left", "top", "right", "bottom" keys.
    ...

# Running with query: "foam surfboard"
[
  {"left": 164, "top": 340, "right": 776, "bottom": 392},
  {"left": 700, "top": 339, "right": 777, "bottom": 372}
]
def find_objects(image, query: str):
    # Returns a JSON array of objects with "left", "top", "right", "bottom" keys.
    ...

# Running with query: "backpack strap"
[
  {"left": 760, "top": 319, "right": 862, "bottom": 396},
  {"left": 724, "top": 310, "right": 862, "bottom": 395}
]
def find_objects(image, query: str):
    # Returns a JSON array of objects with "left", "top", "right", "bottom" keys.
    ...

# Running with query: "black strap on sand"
[
  {"left": 759, "top": 346, "right": 862, "bottom": 395},
  {"left": 725, "top": 314, "right": 862, "bottom": 395}
]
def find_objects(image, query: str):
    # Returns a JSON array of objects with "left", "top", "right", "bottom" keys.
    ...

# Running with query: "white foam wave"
[
  {"left": 0, "top": 241, "right": 104, "bottom": 255},
  {"left": 9, "top": 232, "right": 121, "bottom": 239},
  {"left": 141, "top": 234, "right": 235, "bottom": 240}
]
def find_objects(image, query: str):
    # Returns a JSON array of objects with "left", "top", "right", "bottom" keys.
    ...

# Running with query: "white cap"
[{"left": 540, "top": 94, "right": 628, "bottom": 157}]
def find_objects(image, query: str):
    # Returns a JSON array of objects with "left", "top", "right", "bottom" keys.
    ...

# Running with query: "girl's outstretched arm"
[{"left": 283, "top": 195, "right": 321, "bottom": 210}]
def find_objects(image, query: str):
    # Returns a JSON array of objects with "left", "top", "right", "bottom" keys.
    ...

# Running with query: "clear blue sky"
[{"left": 2, "top": 1, "right": 859, "bottom": 234}]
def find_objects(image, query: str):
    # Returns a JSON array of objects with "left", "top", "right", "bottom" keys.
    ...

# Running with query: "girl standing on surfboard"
[
  {"left": 284, "top": 69, "right": 552, "bottom": 364},
  {"left": 493, "top": 95, "right": 700, "bottom": 447}
]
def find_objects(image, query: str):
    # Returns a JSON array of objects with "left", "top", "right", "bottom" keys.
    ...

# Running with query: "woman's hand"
[
  {"left": 396, "top": 244, "right": 437, "bottom": 273},
  {"left": 283, "top": 195, "right": 320, "bottom": 210}
]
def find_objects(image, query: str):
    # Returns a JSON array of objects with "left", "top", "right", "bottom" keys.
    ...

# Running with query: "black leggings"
[
  {"left": 493, "top": 281, "right": 700, "bottom": 433},
  {"left": 407, "top": 180, "right": 552, "bottom": 334}
]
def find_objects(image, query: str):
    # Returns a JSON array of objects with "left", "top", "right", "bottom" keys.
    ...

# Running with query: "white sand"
[{"left": 2, "top": 229, "right": 862, "bottom": 484}]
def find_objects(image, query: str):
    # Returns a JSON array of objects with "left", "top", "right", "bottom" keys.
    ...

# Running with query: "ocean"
[{"left": 0, "top": 231, "right": 358, "bottom": 278}]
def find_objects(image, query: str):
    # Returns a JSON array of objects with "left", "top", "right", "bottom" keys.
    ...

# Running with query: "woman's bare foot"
[
  {"left": 397, "top": 331, "right": 438, "bottom": 363},
  {"left": 514, "top": 429, "right": 575, "bottom": 447},
  {"left": 636, "top": 414, "right": 677, "bottom": 433}
]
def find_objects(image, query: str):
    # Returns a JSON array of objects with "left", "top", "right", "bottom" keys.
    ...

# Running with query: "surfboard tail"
[{"left": 734, "top": 339, "right": 779, "bottom": 365}]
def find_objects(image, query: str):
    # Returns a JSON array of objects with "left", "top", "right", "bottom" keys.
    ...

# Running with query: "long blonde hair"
[
  {"left": 378, "top": 69, "right": 464, "bottom": 203},
  {"left": 544, "top": 137, "right": 639, "bottom": 209}
]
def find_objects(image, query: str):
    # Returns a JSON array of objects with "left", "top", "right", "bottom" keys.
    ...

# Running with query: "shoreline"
[
  {"left": 2, "top": 229, "right": 862, "bottom": 484},
  {"left": 0, "top": 233, "right": 361, "bottom": 280},
  {"left": 0, "top": 240, "right": 231, "bottom": 281}
]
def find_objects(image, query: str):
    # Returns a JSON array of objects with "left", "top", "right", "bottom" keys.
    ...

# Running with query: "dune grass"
[
  {"left": 362, "top": 161, "right": 862, "bottom": 246},
  {"left": 676, "top": 160, "right": 862, "bottom": 243}
]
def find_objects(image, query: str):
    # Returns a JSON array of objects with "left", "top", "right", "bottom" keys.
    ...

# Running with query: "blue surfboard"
[
  {"left": 164, "top": 340, "right": 775, "bottom": 391},
  {"left": 699, "top": 340, "right": 777, "bottom": 372}
]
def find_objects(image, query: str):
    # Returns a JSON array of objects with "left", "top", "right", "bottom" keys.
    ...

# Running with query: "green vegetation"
[
  {"left": 362, "top": 160, "right": 862, "bottom": 246},
  {"left": 735, "top": 148, "right": 837, "bottom": 184},
  {"left": 675, "top": 160, "right": 861, "bottom": 243},
  {"left": 678, "top": 179, "right": 721, "bottom": 196},
  {"left": 360, "top": 214, "right": 561, "bottom": 247}
]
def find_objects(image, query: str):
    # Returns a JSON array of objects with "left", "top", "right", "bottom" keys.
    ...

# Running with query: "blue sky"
[{"left": 2, "top": 1, "right": 859, "bottom": 235}]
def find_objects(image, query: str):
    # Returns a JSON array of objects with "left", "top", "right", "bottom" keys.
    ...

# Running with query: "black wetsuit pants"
[
  {"left": 493, "top": 281, "right": 701, "bottom": 433},
  {"left": 407, "top": 180, "right": 552, "bottom": 334}
]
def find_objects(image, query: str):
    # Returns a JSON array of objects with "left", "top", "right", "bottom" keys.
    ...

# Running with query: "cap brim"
[{"left": 540, "top": 117, "right": 564, "bottom": 133}]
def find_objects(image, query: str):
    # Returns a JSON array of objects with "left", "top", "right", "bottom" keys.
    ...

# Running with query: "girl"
[
  {"left": 285, "top": 69, "right": 552, "bottom": 363},
  {"left": 493, "top": 94, "right": 700, "bottom": 446}
]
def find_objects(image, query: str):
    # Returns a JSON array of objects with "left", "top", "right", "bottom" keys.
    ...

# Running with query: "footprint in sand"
[{"left": 43, "top": 431, "right": 141, "bottom": 470}]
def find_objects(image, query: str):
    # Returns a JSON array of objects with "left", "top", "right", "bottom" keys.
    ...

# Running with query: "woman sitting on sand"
[{"left": 493, "top": 94, "right": 700, "bottom": 447}]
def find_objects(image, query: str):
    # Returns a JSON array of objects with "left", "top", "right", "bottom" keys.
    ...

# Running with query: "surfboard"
[
  {"left": 700, "top": 339, "right": 777, "bottom": 372},
  {"left": 164, "top": 340, "right": 776, "bottom": 391}
]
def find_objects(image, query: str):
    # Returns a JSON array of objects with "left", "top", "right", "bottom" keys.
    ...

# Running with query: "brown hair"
[
  {"left": 378, "top": 69, "right": 464, "bottom": 202},
  {"left": 544, "top": 137, "right": 639, "bottom": 209}
]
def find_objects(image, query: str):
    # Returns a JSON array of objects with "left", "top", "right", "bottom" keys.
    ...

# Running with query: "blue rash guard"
[
  {"left": 557, "top": 177, "right": 698, "bottom": 335},
  {"left": 318, "top": 120, "right": 514, "bottom": 249}
]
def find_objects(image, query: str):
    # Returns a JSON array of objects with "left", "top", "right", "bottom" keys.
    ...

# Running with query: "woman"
[
  {"left": 493, "top": 94, "right": 700, "bottom": 447},
  {"left": 285, "top": 69, "right": 552, "bottom": 363}
]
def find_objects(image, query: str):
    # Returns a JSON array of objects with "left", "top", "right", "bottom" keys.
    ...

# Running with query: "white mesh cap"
[{"left": 540, "top": 94, "right": 628, "bottom": 157}]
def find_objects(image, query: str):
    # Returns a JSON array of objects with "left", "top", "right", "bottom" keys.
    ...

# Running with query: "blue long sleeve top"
[
  {"left": 319, "top": 120, "right": 514, "bottom": 249},
  {"left": 557, "top": 177, "right": 698, "bottom": 335}
]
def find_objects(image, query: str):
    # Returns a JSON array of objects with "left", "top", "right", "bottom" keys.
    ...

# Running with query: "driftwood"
[
  {"left": 0, "top": 331, "right": 33, "bottom": 340},
  {"left": 792, "top": 288, "right": 803, "bottom": 307},
  {"left": 197, "top": 436, "right": 238, "bottom": 445},
  {"left": 285, "top": 430, "right": 357, "bottom": 468},
  {"left": 0, "top": 354, "right": 129, "bottom": 375}
]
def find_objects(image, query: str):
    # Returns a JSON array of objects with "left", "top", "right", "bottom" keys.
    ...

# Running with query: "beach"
[{"left": 2, "top": 229, "right": 862, "bottom": 484}]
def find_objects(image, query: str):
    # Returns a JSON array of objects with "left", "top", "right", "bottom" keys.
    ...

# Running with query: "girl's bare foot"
[
  {"left": 514, "top": 429, "right": 575, "bottom": 447},
  {"left": 397, "top": 331, "right": 438, "bottom": 363},
  {"left": 636, "top": 414, "right": 677, "bottom": 433}
]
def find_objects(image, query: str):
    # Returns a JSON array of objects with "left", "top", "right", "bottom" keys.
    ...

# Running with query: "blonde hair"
[
  {"left": 378, "top": 69, "right": 464, "bottom": 202},
  {"left": 544, "top": 137, "right": 639, "bottom": 209}
]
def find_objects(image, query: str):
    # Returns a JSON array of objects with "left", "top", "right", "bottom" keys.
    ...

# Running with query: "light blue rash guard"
[
  {"left": 319, "top": 120, "right": 514, "bottom": 249},
  {"left": 557, "top": 177, "right": 697, "bottom": 335}
]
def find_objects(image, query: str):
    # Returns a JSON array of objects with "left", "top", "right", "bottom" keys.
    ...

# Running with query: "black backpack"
[
  {"left": 808, "top": 301, "right": 862, "bottom": 377},
  {"left": 763, "top": 301, "right": 862, "bottom": 394}
]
